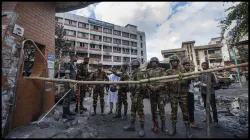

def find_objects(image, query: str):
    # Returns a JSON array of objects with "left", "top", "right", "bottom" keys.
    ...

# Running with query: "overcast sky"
[{"left": 69, "top": 2, "right": 238, "bottom": 61}]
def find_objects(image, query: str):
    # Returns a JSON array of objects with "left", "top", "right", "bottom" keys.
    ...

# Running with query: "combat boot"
[
  {"left": 101, "top": 106, "right": 105, "bottom": 116},
  {"left": 161, "top": 120, "right": 169, "bottom": 135},
  {"left": 113, "top": 109, "right": 121, "bottom": 118},
  {"left": 151, "top": 120, "right": 159, "bottom": 133},
  {"left": 62, "top": 107, "right": 74, "bottom": 120},
  {"left": 91, "top": 106, "right": 97, "bottom": 116},
  {"left": 185, "top": 123, "right": 192, "bottom": 138},
  {"left": 139, "top": 122, "right": 145, "bottom": 137},
  {"left": 121, "top": 109, "right": 127, "bottom": 120},
  {"left": 123, "top": 121, "right": 135, "bottom": 131},
  {"left": 169, "top": 122, "right": 177, "bottom": 136}
]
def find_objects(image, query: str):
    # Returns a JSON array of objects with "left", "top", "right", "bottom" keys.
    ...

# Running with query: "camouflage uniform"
[
  {"left": 167, "top": 55, "right": 192, "bottom": 138},
  {"left": 146, "top": 57, "right": 168, "bottom": 134},
  {"left": 62, "top": 59, "right": 77, "bottom": 119},
  {"left": 90, "top": 64, "right": 109, "bottom": 115},
  {"left": 75, "top": 62, "right": 90, "bottom": 112},
  {"left": 123, "top": 60, "right": 145, "bottom": 137},
  {"left": 113, "top": 69, "right": 130, "bottom": 119}
]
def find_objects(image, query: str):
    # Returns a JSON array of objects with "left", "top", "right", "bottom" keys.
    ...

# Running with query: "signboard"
[
  {"left": 88, "top": 18, "right": 114, "bottom": 29},
  {"left": 47, "top": 60, "right": 55, "bottom": 69},
  {"left": 48, "top": 53, "right": 55, "bottom": 61},
  {"left": 13, "top": 24, "right": 24, "bottom": 37}
]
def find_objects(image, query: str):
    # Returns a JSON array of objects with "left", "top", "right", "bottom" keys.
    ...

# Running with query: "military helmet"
[
  {"left": 110, "top": 85, "right": 118, "bottom": 92},
  {"left": 150, "top": 57, "right": 159, "bottom": 63},
  {"left": 169, "top": 55, "right": 180, "bottom": 62},
  {"left": 97, "top": 63, "right": 103, "bottom": 67},
  {"left": 130, "top": 59, "right": 140, "bottom": 66}
]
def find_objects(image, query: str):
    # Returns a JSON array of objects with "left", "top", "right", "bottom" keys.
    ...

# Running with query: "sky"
[{"left": 69, "top": 2, "right": 238, "bottom": 61}]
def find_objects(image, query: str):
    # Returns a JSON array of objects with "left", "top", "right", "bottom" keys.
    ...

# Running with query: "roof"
[
  {"left": 194, "top": 43, "right": 223, "bottom": 50},
  {"left": 211, "top": 37, "right": 222, "bottom": 40},
  {"left": 125, "top": 24, "right": 137, "bottom": 27},
  {"left": 56, "top": 2, "right": 97, "bottom": 13},
  {"left": 161, "top": 48, "right": 186, "bottom": 54}
]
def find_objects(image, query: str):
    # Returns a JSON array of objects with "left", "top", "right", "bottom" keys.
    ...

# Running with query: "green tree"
[{"left": 220, "top": 2, "right": 248, "bottom": 43}]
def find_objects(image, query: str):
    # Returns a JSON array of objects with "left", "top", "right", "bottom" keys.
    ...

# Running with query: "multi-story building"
[
  {"left": 161, "top": 40, "right": 224, "bottom": 71},
  {"left": 55, "top": 13, "right": 147, "bottom": 70}
]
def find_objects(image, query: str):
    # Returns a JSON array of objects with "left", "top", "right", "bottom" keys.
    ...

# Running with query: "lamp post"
[{"left": 232, "top": 46, "right": 242, "bottom": 88}]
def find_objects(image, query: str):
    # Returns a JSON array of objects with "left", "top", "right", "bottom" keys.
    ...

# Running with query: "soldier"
[
  {"left": 113, "top": 63, "right": 130, "bottom": 120},
  {"left": 166, "top": 55, "right": 192, "bottom": 138},
  {"left": 75, "top": 56, "right": 90, "bottom": 114},
  {"left": 146, "top": 57, "right": 169, "bottom": 134},
  {"left": 90, "top": 63, "right": 109, "bottom": 116},
  {"left": 62, "top": 54, "right": 77, "bottom": 119},
  {"left": 123, "top": 59, "right": 145, "bottom": 137}
]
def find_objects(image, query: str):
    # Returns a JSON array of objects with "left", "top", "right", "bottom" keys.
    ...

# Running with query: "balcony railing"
[
  {"left": 90, "top": 58, "right": 101, "bottom": 61},
  {"left": 103, "top": 59, "right": 112, "bottom": 62},
  {"left": 113, "top": 51, "right": 121, "bottom": 53},
  {"left": 131, "top": 53, "right": 137, "bottom": 55},
  {"left": 89, "top": 48, "right": 101, "bottom": 51},
  {"left": 123, "top": 52, "right": 130, "bottom": 54},
  {"left": 113, "top": 60, "right": 121, "bottom": 62},
  {"left": 76, "top": 46, "right": 88, "bottom": 50},
  {"left": 103, "top": 49, "right": 112, "bottom": 52}
]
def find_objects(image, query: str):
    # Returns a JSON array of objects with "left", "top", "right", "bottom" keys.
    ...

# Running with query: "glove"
[{"left": 201, "top": 83, "right": 207, "bottom": 87}]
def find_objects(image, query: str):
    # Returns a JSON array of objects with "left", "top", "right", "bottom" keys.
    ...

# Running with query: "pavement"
[{"left": 5, "top": 83, "right": 249, "bottom": 138}]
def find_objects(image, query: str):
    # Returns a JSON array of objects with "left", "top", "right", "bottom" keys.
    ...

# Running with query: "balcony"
[
  {"left": 89, "top": 58, "right": 101, "bottom": 61},
  {"left": 113, "top": 50, "right": 121, "bottom": 54},
  {"left": 89, "top": 48, "right": 101, "bottom": 51},
  {"left": 78, "top": 26, "right": 89, "bottom": 30},
  {"left": 65, "top": 34, "right": 76, "bottom": 37},
  {"left": 208, "top": 54, "right": 222, "bottom": 59},
  {"left": 123, "top": 60, "right": 130, "bottom": 63},
  {"left": 77, "top": 36, "right": 88, "bottom": 40},
  {"left": 76, "top": 46, "right": 88, "bottom": 50},
  {"left": 90, "top": 38, "right": 102, "bottom": 42},
  {"left": 131, "top": 53, "right": 137, "bottom": 55},
  {"left": 64, "top": 23, "right": 77, "bottom": 27},
  {"left": 103, "top": 59, "right": 112, "bottom": 62},
  {"left": 123, "top": 52, "right": 130, "bottom": 54},
  {"left": 90, "top": 29, "right": 102, "bottom": 32},
  {"left": 113, "top": 60, "right": 121, "bottom": 62},
  {"left": 103, "top": 49, "right": 112, "bottom": 52}
]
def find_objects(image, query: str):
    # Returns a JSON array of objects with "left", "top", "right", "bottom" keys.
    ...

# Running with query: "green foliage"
[{"left": 220, "top": 2, "right": 248, "bottom": 44}]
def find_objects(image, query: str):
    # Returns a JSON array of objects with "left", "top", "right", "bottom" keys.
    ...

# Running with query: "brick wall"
[{"left": 2, "top": 2, "right": 56, "bottom": 131}]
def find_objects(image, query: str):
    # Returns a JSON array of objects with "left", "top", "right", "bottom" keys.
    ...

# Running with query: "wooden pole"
[
  {"left": 206, "top": 74, "right": 211, "bottom": 138},
  {"left": 24, "top": 63, "right": 248, "bottom": 84}
]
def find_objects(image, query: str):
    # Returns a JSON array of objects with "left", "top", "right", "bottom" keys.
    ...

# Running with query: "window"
[
  {"left": 130, "top": 34, "right": 137, "bottom": 39},
  {"left": 103, "top": 46, "right": 112, "bottom": 51},
  {"left": 90, "top": 44, "right": 101, "bottom": 50},
  {"left": 123, "top": 57, "right": 130, "bottom": 62},
  {"left": 195, "top": 50, "right": 198, "bottom": 57},
  {"left": 103, "top": 36, "right": 112, "bottom": 43},
  {"left": 76, "top": 53, "right": 87, "bottom": 57},
  {"left": 78, "top": 22, "right": 89, "bottom": 29},
  {"left": 77, "top": 42, "right": 88, "bottom": 48},
  {"left": 123, "top": 48, "right": 130, "bottom": 53},
  {"left": 214, "top": 49, "right": 221, "bottom": 54},
  {"left": 131, "top": 41, "right": 137, "bottom": 47},
  {"left": 55, "top": 17, "right": 63, "bottom": 23},
  {"left": 90, "top": 54, "right": 101, "bottom": 59},
  {"left": 64, "top": 19, "right": 77, "bottom": 26},
  {"left": 90, "top": 25, "right": 102, "bottom": 32},
  {"left": 122, "top": 32, "right": 129, "bottom": 38},
  {"left": 197, "top": 60, "right": 200, "bottom": 65},
  {"left": 113, "top": 56, "right": 121, "bottom": 61},
  {"left": 141, "top": 58, "right": 144, "bottom": 63},
  {"left": 141, "top": 51, "right": 143, "bottom": 56},
  {"left": 204, "top": 50, "right": 208, "bottom": 55},
  {"left": 141, "top": 43, "right": 143, "bottom": 48},
  {"left": 78, "top": 32, "right": 88, "bottom": 38},
  {"left": 113, "top": 38, "right": 121, "bottom": 44},
  {"left": 140, "top": 36, "right": 143, "bottom": 41},
  {"left": 103, "top": 28, "right": 112, "bottom": 34},
  {"left": 103, "top": 55, "right": 112, "bottom": 59},
  {"left": 90, "top": 34, "right": 102, "bottom": 41},
  {"left": 113, "top": 30, "right": 121, "bottom": 36},
  {"left": 113, "top": 47, "right": 121, "bottom": 52},
  {"left": 131, "top": 49, "right": 137, "bottom": 55},
  {"left": 65, "top": 29, "right": 76, "bottom": 36},
  {"left": 208, "top": 50, "right": 215, "bottom": 54},
  {"left": 210, "top": 59, "right": 222, "bottom": 63},
  {"left": 122, "top": 40, "right": 129, "bottom": 46}
]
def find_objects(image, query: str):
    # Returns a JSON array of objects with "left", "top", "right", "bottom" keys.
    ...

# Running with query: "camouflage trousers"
[
  {"left": 77, "top": 85, "right": 87, "bottom": 105},
  {"left": 150, "top": 93, "right": 166, "bottom": 121},
  {"left": 117, "top": 88, "right": 128, "bottom": 111},
  {"left": 93, "top": 87, "right": 105, "bottom": 107},
  {"left": 170, "top": 92, "right": 189, "bottom": 124},
  {"left": 62, "top": 84, "right": 73, "bottom": 108},
  {"left": 130, "top": 93, "right": 144, "bottom": 124}
]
